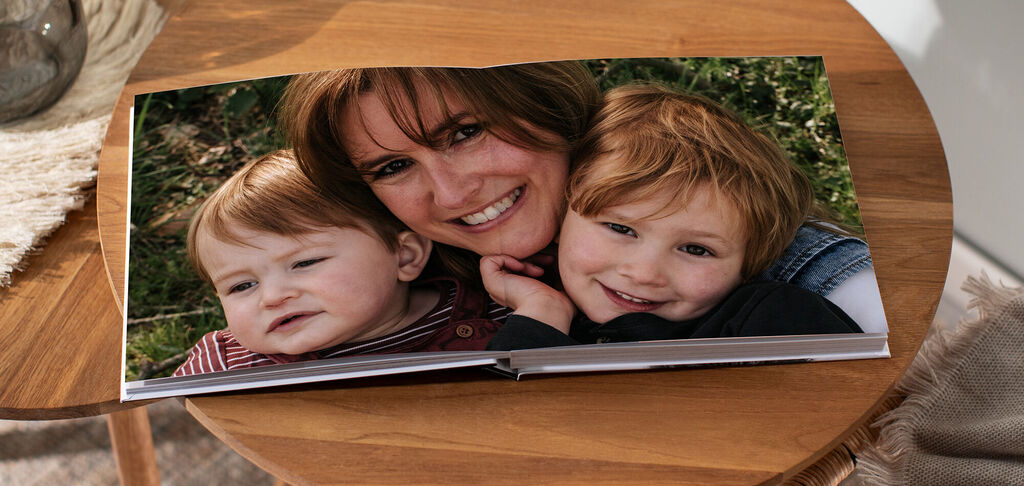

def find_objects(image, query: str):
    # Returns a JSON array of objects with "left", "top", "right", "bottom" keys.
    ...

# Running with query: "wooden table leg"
[{"left": 107, "top": 407, "right": 161, "bottom": 486}]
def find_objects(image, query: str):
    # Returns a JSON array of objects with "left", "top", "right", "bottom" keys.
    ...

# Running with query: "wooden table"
[{"left": 5, "top": 0, "right": 951, "bottom": 484}]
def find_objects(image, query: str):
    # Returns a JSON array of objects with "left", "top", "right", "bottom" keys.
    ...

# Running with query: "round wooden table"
[{"left": 92, "top": 1, "right": 951, "bottom": 484}]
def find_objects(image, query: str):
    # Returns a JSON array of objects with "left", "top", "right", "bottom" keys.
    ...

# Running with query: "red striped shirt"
[{"left": 173, "top": 279, "right": 509, "bottom": 377}]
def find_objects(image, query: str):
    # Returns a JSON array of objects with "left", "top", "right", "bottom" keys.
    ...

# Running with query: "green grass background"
[{"left": 126, "top": 57, "right": 860, "bottom": 380}]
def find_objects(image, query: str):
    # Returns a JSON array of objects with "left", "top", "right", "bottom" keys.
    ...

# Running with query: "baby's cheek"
[{"left": 222, "top": 305, "right": 255, "bottom": 339}]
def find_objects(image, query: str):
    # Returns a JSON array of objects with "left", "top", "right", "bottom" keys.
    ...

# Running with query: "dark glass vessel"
[{"left": 0, "top": 0, "right": 87, "bottom": 124}]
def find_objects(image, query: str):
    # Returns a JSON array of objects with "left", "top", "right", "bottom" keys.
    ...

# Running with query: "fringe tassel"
[
  {"left": 0, "top": 0, "right": 169, "bottom": 286},
  {"left": 962, "top": 271, "right": 1021, "bottom": 320},
  {"left": 853, "top": 272, "right": 1024, "bottom": 485}
]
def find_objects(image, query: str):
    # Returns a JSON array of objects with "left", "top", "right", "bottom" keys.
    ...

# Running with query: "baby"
[
  {"left": 483, "top": 84, "right": 862, "bottom": 349},
  {"left": 174, "top": 150, "right": 509, "bottom": 376}
]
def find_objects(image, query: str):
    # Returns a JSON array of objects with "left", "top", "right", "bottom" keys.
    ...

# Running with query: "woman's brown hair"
[{"left": 279, "top": 62, "right": 601, "bottom": 282}]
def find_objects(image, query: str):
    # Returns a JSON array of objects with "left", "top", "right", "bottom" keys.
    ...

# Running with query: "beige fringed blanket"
[
  {"left": 0, "top": 0, "right": 167, "bottom": 286},
  {"left": 853, "top": 274, "right": 1024, "bottom": 485}
]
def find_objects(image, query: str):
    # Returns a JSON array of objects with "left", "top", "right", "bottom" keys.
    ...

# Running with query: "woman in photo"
[{"left": 278, "top": 61, "right": 882, "bottom": 330}]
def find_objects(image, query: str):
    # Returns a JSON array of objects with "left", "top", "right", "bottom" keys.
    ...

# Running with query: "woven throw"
[
  {"left": 0, "top": 0, "right": 167, "bottom": 286},
  {"left": 853, "top": 273, "right": 1024, "bottom": 485}
]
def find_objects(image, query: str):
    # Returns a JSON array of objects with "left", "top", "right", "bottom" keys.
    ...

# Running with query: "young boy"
[
  {"left": 482, "top": 84, "right": 862, "bottom": 350},
  {"left": 174, "top": 150, "right": 510, "bottom": 376}
]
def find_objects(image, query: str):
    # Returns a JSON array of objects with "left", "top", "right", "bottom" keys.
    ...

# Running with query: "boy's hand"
[{"left": 480, "top": 255, "right": 575, "bottom": 334}]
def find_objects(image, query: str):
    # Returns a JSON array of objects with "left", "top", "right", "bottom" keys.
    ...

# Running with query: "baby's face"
[
  {"left": 558, "top": 185, "right": 746, "bottom": 324},
  {"left": 198, "top": 223, "right": 407, "bottom": 355}
]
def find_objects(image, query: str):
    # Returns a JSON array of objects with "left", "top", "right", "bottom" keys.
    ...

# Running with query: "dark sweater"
[{"left": 487, "top": 281, "right": 862, "bottom": 351}]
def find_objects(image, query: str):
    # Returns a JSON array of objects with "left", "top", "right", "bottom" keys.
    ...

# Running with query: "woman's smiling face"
[{"left": 340, "top": 90, "right": 570, "bottom": 259}]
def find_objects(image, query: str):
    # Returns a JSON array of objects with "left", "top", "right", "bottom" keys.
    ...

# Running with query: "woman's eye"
[
  {"left": 604, "top": 223, "right": 637, "bottom": 237},
  {"left": 228, "top": 281, "right": 255, "bottom": 294},
  {"left": 373, "top": 158, "right": 413, "bottom": 179},
  {"left": 452, "top": 124, "right": 481, "bottom": 144},
  {"left": 294, "top": 258, "right": 325, "bottom": 269},
  {"left": 680, "top": 244, "right": 711, "bottom": 256}
]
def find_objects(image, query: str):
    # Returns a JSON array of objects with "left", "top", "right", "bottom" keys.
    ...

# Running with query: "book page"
[{"left": 122, "top": 56, "right": 886, "bottom": 400}]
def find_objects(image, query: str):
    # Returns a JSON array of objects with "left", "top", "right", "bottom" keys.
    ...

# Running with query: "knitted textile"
[{"left": 855, "top": 274, "right": 1024, "bottom": 485}]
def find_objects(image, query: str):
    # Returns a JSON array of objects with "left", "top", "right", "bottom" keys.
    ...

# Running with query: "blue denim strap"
[{"left": 757, "top": 225, "right": 873, "bottom": 296}]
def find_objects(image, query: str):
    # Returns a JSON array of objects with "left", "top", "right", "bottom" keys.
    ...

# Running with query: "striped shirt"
[{"left": 173, "top": 278, "right": 510, "bottom": 376}]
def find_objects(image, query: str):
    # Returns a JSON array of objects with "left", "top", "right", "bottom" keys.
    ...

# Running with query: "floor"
[
  {"left": 932, "top": 235, "right": 1022, "bottom": 331},
  {"left": 1, "top": 235, "right": 1018, "bottom": 485},
  {"left": 0, "top": 399, "right": 274, "bottom": 485}
]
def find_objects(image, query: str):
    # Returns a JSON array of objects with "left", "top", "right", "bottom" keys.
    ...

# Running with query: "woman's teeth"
[
  {"left": 460, "top": 188, "right": 521, "bottom": 225},
  {"left": 615, "top": 290, "right": 652, "bottom": 304}
]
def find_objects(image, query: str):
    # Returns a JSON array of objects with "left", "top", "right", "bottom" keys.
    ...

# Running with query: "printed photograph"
[{"left": 125, "top": 57, "right": 883, "bottom": 390}]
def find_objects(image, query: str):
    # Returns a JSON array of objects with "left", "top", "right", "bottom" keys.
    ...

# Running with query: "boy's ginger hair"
[
  {"left": 568, "top": 83, "right": 816, "bottom": 281},
  {"left": 186, "top": 149, "right": 406, "bottom": 285}
]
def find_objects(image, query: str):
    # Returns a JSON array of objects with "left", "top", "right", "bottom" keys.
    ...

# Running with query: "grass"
[
  {"left": 127, "top": 78, "right": 289, "bottom": 380},
  {"left": 126, "top": 57, "right": 859, "bottom": 380}
]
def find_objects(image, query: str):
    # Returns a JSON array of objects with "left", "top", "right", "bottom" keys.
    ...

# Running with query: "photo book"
[{"left": 121, "top": 56, "right": 889, "bottom": 402}]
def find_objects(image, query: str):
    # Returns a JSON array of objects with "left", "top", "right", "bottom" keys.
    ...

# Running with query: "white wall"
[{"left": 846, "top": 0, "right": 1024, "bottom": 280}]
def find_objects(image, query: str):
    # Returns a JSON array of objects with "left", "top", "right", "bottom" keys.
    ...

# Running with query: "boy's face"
[
  {"left": 198, "top": 223, "right": 408, "bottom": 356},
  {"left": 558, "top": 184, "right": 746, "bottom": 324}
]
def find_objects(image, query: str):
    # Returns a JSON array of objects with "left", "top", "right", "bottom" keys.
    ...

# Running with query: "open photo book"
[{"left": 121, "top": 56, "right": 889, "bottom": 402}]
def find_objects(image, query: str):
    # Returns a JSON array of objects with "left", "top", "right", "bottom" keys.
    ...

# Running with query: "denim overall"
[{"left": 758, "top": 225, "right": 873, "bottom": 297}]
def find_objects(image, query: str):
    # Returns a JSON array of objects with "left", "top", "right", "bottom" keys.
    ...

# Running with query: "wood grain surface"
[
  {"left": 0, "top": 196, "right": 132, "bottom": 418},
  {"left": 0, "top": 0, "right": 188, "bottom": 422},
  {"left": 107, "top": 406, "right": 161, "bottom": 485},
  {"left": 92, "top": 0, "right": 955, "bottom": 482}
]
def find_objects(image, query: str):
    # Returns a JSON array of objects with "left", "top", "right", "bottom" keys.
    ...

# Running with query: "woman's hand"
[{"left": 480, "top": 255, "right": 576, "bottom": 334}]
